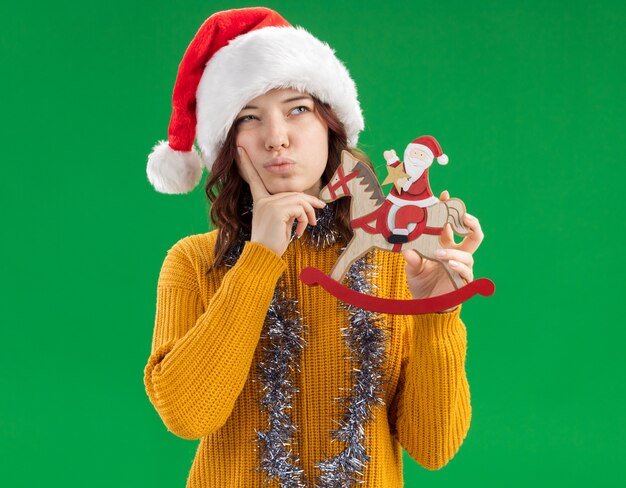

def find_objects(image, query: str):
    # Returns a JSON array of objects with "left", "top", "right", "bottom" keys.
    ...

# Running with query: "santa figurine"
[{"left": 383, "top": 135, "right": 449, "bottom": 244}]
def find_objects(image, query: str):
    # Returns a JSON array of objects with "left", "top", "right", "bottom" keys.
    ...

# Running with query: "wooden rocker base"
[{"left": 300, "top": 267, "right": 496, "bottom": 314}]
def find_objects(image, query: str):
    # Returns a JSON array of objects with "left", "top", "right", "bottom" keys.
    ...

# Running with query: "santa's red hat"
[
  {"left": 147, "top": 7, "right": 364, "bottom": 194},
  {"left": 409, "top": 135, "right": 449, "bottom": 165}
]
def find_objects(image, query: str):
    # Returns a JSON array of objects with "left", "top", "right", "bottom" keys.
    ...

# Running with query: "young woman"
[{"left": 144, "top": 7, "right": 483, "bottom": 487}]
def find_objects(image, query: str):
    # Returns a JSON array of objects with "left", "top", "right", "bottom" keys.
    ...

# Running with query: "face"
[
  {"left": 404, "top": 145, "right": 433, "bottom": 174},
  {"left": 234, "top": 88, "right": 329, "bottom": 196}
]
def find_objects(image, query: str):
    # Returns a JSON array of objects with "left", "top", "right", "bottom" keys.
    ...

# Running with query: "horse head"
[{"left": 319, "top": 151, "right": 384, "bottom": 205}]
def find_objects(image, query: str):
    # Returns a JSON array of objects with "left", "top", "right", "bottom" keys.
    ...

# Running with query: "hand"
[
  {"left": 401, "top": 190, "right": 484, "bottom": 310},
  {"left": 236, "top": 147, "right": 326, "bottom": 257},
  {"left": 383, "top": 149, "right": 398, "bottom": 163}
]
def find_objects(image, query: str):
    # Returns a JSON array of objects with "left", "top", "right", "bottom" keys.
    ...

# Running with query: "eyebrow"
[{"left": 242, "top": 95, "right": 313, "bottom": 110}]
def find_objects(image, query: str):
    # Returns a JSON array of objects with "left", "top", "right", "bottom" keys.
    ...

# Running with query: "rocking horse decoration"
[{"left": 300, "top": 135, "right": 495, "bottom": 314}]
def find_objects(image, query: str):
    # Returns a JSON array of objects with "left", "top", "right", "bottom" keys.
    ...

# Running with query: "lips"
[{"left": 264, "top": 157, "right": 296, "bottom": 174}]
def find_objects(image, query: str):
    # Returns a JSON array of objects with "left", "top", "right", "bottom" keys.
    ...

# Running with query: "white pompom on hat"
[{"left": 147, "top": 7, "right": 364, "bottom": 194}]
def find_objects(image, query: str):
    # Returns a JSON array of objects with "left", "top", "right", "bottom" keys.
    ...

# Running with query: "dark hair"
[{"left": 204, "top": 96, "right": 373, "bottom": 268}]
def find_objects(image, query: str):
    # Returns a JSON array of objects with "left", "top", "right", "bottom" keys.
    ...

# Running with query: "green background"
[{"left": 2, "top": 0, "right": 624, "bottom": 486}]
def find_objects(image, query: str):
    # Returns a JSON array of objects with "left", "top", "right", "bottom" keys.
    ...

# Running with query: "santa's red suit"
[
  {"left": 386, "top": 158, "right": 439, "bottom": 236},
  {"left": 381, "top": 135, "right": 448, "bottom": 243}
]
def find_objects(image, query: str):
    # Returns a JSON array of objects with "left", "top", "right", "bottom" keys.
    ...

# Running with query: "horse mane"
[{"left": 354, "top": 161, "right": 385, "bottom": 205}]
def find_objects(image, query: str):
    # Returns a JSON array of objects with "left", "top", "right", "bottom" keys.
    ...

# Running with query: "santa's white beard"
[{"left": 403, "top": 157, "right": 429, "bottom": 179}]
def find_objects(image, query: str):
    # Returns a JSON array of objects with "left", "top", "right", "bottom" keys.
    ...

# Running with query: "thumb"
[
  {"left": 402, "top": 249, "right": 424, "bottom": 277},
  {"left": 439, "top": 190, "right": 455, "bottom": 246},
  {"left": 440, "top": 223, "right": 455, "bottom": 248}
]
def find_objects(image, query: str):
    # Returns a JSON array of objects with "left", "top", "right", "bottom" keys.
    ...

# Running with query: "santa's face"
[{"left": 403, "top": 145, "right": 433, "bottom": 178}]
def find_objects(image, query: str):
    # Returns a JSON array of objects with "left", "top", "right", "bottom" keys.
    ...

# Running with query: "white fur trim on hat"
[
  {"left": 438, "top": 154, "right": 449, "bottom": 165},
  {"left": 196, "top": 26, "right": 364, "bottom": 168},
  {"left": 147, "top": 140, "right": 204, "bottom": 194}
]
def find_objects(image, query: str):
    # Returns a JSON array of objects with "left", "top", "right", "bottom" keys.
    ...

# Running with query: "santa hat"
[
  {"left": 409, "top": 135, "right": 449, "bottom": 165},
  {"left": 147, "top": 7, "right": 364, "bottom": 194}
]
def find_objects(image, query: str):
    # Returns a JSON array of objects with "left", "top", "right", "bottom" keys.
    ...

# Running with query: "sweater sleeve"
[
  {"left": 390, "top": 306, "right": 471, "bottom": 470},
  {"left": 144, "top": 239, "right": 286, "bottom": 440}
]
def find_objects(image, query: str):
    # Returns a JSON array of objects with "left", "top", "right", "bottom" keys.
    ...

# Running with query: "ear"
[{"left": 341, "top": 150, "right": 361, "bottom": 170}]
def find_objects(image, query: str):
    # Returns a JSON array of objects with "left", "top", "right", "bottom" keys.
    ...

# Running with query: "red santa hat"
[
  {"left": 147, "top": 7, "right": 364, "bottom": 194},
  {"left": 409, "top": 135, "right": 449, "bottom": 165}
]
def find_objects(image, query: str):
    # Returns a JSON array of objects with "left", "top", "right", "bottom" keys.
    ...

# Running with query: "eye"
[
  {"left": 235, "top": 114, "right": 258, "bottom": 125},
  {"left": 290, "top": 105, "right": 310, "bottom": 115}
]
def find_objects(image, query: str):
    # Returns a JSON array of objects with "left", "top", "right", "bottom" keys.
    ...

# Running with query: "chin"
[{"left": 268, "top": 181, "right": 310, "bottom": 195}]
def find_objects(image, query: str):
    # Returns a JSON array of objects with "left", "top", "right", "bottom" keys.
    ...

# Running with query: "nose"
[{"left": 264, "top": 115, "right": 289, "bottom": 151}]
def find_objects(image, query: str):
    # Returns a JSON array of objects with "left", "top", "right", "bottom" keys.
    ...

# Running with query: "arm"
[
  {"left": 390, "top": 308, "right": 471, "bottom": 470},
  {"left": 392, "top": 195, "right": 481, "bottom": 467},
  {"left": 384, "top": 149, "right": 400, "bottom": 166},
  {"left": 144, "top": 238, "right": 286, "bottom": 440}
]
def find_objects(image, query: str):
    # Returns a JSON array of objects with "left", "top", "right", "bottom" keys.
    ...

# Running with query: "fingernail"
[
  {"left": 449, "top": 260, "right": 459, "bottom": 267},
  {"left": 435, "top": 249, "right": 446, "bottom": 257},
  {"left": 465, "top": 213, "right": 475, "bottom": 221}
]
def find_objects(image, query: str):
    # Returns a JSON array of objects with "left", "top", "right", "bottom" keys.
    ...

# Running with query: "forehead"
[{"left": 245, "top": 87, "right": 312, "bottom": 107}]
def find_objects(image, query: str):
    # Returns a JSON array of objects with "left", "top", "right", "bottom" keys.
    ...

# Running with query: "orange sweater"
[{"left": 144, "top": 230, "right": 471, "bottom": 487}]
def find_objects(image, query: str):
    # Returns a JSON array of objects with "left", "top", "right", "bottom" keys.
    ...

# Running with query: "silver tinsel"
[
  {"left": 223, "top": 203, "right": 389, "bottom": 487},
  {"left": 314, "top": 257, "right": 389, "bottom": 488},
  {"left": 255, "top": 283, "right": 307, "bottom": 487}
]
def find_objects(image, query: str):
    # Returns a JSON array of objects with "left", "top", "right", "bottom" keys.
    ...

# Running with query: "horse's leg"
[
  {"left": 329, "top": 230, "right": 373, "bottom": 282},
  {"left": 438, "top": 258, "right": 466, "bottom": 290},
  {"left": 423, "top": 201, "right": 466, "bottom": 289}
]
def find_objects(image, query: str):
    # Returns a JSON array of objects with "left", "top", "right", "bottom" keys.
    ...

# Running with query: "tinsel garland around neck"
[{"left": 223, "top": 203, "right": 390, "bottom": 487}]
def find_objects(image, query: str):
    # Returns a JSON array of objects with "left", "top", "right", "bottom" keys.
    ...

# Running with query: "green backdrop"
[{"left": 2, "top": 0, "right": 624, "bottom": 486}]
